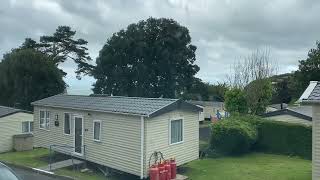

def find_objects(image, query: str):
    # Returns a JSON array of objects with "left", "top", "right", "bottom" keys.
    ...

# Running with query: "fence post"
[{"left": 49, "top": 145, "right": 52, "bottom": 171}]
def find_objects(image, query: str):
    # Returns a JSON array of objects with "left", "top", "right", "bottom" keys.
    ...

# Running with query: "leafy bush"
[
  {"left": 225, "top": 88, "right": 248, "bottom": 114},
  {"left": 255, "top": 120, "right": 312, "bottom": 159},
  {"left": 210, "top": 120, "right": 257, "bottom": 155},
  {"left": 210, "top": 115, "right": 312, "bottom": 159}
]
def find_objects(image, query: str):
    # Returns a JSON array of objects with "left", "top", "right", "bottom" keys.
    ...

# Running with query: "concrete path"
[
  {"left": 176, "top": 174, "right": 188, "bottom": 180},
  {"left": 39, "top": 159, "right": 84, "bottom": 171}
]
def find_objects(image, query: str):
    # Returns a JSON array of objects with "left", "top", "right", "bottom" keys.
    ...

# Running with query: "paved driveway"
[{"left": 10, "top": 166, "right": 64, "bottom": 180}]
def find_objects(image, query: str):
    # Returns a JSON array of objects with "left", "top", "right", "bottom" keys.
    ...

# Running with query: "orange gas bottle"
[
  {"left": 158, "top": 162, "right": 166, "bottom": 180},
  {"left": 164, "top": 161, "right": 171, "bottom": 180},
  {"left": 149, "top": 165, "right": 159, "bottom": 180},
  {"left": 170, "top": 158, "right": 177, "bottom": 179}
]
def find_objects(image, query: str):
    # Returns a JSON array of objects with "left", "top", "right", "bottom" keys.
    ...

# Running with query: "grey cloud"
[{"left": 1, "top": 0, "right": 319, "bottom": 94}]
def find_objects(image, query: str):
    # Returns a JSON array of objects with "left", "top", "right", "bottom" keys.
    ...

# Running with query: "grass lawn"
[
  {"left": 0, "top": 148, "right": 138, "bottom": 180},
  {"left": 182, "top": 153, "right": 311, "bottom": 180},
  {"left": 0, "top": 148, "right": 49, "bottom": 167}
]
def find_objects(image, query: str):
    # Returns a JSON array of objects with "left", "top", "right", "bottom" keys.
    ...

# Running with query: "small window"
[
  {"left": 40, "top": 111, "right": 45, "bottom": 129},
  {"left": 22, "top": 122, "right": 30, "bottom": 133},
  {"left": 39, "top": 110, "right": 50, "bottom": 130},
  {"left": 22, "top": 121, "right": 33, "bottom": 133},
  {"left": 93, "top": 120, "right": 101, "bottom": 141},
  {"left": 64, "top": 113, "right": 71, "bottom": 135},
  {"left": 170, "top": 119, "right": 183, "bottom": 144}
]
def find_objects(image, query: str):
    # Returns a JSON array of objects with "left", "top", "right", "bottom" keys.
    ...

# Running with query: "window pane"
[
  {"left": 22, "top": 122, "right": 29, "bottom": 133},
  {"left": 40, "top": 111, "right": 44, "bottom": 118},
  {"left": 64, "top": 114, "right": 70, "bottom": 134},
  {"left": 171, "top": 119, "right": 182, "bottom": 144},
  {"left": 94, "top": 122, "right": 101, "bottom": 140},
  {"left": 45, "top": 111, "right": 50, "bottom": 129},
  {"left": 40, "top": 111, "right": 45, "bottom": 128},
  {"left": 30, "top": 122, "right": 34, "bottom": 132}
]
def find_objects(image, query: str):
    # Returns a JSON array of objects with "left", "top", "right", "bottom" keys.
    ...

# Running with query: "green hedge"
[
  {"left": 255, "top": 120, "right": 312, "bottom": 159},
  {"left": 210, "top": 115, "right": 312, "bottom": 159},
  {"left": 210, "top": 120, "right": 257, "bottom": 155}
]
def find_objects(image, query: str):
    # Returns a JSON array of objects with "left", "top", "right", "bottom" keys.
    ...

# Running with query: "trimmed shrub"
[
  {"left": 210, "top": 120, "right": 257, "bottom": 155},
  {"left": 255, "top": 120, "right": 312, "bottom": 159}
]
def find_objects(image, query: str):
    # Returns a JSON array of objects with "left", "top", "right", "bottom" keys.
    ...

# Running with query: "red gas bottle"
[
  {"left": 158, "top": 162, "right": 166, "bottom": 180},
  {"left": 164, "top": 160, "right": 171, "bottom": 180},
  {"left": 170, "top": 158, "right": 177, "bottom": 179},
  {"left": 149, "top": 165, "right": 159, "bottom": 180}
]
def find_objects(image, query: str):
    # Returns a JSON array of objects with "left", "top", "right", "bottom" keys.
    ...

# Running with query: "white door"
[{"left": 74, "top": 116, "right": 83, "bottom": 155}]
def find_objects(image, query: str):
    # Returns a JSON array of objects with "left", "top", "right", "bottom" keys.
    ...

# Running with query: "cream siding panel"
[
  {"left": 0, "top": 112, "right": 33, "bottom": 153},
  {"left": 33, "top": 106, "right": 142, "bottom": 177},
  {"left": 266, "top": 115, "right": 312, "bottom": 126},
  {"left": 144, "top": 110, "right": 199, "bottom": 177},
  {"left": 313, "top": 105, "right": 320, "bottom": 179}
]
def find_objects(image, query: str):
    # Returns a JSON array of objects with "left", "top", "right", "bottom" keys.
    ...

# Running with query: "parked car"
[{"left": 0, "top": 162, "right": 21, "bottom": 180}]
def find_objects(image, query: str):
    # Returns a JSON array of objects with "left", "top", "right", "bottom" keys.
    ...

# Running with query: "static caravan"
[
  {"left": 0, "top": 106, "right": 33, "bottom": 153},
  {"left": 31, "top": 95, "right": 201, "bottom": 179},
  {"left": 302, "top": 81, "right": 320, "bottom": 179}
]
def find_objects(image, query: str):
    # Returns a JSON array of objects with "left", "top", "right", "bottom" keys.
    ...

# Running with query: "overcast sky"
[{"left": 1, "top": 0, "right": 319, "bottom": 94}]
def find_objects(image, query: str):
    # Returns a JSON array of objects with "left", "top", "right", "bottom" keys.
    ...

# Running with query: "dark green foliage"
[
  {"left": 92, "top": 17, "right": 199, "bottom": 98},
  {"left": 211, "top": 115, "right": 312, "bottom": 159},
  {"left": 18, "top": 26, "right": 93, "bottom": 78},
  {"left": 180, "top": 78, "right": 210, "bottom": 100},
  {"left": 210, "top": 120, "right": 257, "bottom": 155},
  {"left": 0, "top": 49, "right": 66, "bottom": 110},
  {"left": 207, "top": 82, "right": 228, "bottom": 101},
  {"left": 225, "top": 88, "right": 248, "bottom": 113},
  {"left": 255, "top": 120, "right": 312, "bottom": 159},
  {"left": 180, "top": 80, "right": 228, "bottom": 101},
  {"left": 290, "top": 41, "right": 320, "bottom": 98},
  {"left": 271, "top": 79, "right": 292, "bottom": 104}
]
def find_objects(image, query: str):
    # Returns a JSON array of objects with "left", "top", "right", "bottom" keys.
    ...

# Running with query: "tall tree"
[
  {"left": 291, "top": 41, "right": 320, "bottom": 98},
  {"left": 18, "top": 26, "right": 93, "bottom": 78},
  {"left": 245, "top": 79, "right": 272, "bottom": 115},
  {"left": 92, "top": 17, "right": 199, "bottom": 98},
  {"left": 228, "top": 48, "right": 276, "bottom": 114},
  {"left": 0, "top": 49, "right": 66, "bottom": 110}
]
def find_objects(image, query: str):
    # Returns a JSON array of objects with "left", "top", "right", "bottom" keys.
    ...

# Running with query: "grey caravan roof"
[
  {"left": 0, "top": 106, "right": 31, "bottom": 118},
  {"left": 303, "top": 82, "right": 320, "bottom": 104},
  {"left": 263, "top": 106, "right": 312, "bottom": 121},
  {"left": 31, "top": 94, "right": 202, "bottom": 117}
]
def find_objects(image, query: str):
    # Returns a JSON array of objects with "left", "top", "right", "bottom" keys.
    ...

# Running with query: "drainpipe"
[{"left": 140, "top": 116, "right": 145, "bottom": 179}]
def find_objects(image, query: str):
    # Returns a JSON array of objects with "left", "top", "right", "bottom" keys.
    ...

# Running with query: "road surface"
[{"left": 10, "top": 166, "right": 65, "bottom": 180}]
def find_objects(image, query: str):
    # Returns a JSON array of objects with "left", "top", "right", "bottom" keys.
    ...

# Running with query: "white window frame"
[
  {"left": 169, "top": 118, "right": 184, "bottom": 145},
  {"left": 64, "top": 113, "right": 72, "bottom": 135},
  {"left": 39, "top": 110, "right": 50, "bottom": 130},
  {"left": 22, "top": 121, "right": 33, "bottom": 133},
  {"left": 93, "top": 120, "right": 102, "bottom": 142}
]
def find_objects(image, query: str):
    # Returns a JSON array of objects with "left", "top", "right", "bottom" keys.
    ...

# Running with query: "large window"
[
  {"left": 93, "top": 120, "right": 101, "bottom": 141},
  {"left": 64, "top": 113, "right": 71, "bottom": 135},
  {"left": 170, "top": 119, "right": 183, "bottom": 144},
  {"left": 22, "top": 121, "right": 33, "bottom": 133},
  {"left": 40, "top": 110, "right": 50, "bottom": 130}
]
